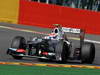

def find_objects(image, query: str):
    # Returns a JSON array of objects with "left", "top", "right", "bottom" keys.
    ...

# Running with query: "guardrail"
[
  {"left": 18, "top": 0, "right": 100, "bottom": 35},
  {"left": 0, "top": 0, "right": 100, "bottom": 35}
]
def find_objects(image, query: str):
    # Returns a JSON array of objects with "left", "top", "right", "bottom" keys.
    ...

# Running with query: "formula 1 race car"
[{"left": 7, "top": 25, "right": 95, "bottom": 64}]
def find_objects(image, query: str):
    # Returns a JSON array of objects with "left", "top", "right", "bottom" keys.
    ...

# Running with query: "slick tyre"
[
  {"left": 61, "top": 42, "right": 69, "bottom": 63},
  {"left": 55, "top": 41, "right": 69, "bottom": 63},
  {"left": 11, "top": 36, "right": 26, "bottom": 60},
  {"left": 12, "top": 56, "right": 23, "bottom": 60},
  {"left": 81, "top": 42, "right": 95, "bottom": 64},
  {"left": 11, "top": 36, "right": 26, "bottom": 49}
]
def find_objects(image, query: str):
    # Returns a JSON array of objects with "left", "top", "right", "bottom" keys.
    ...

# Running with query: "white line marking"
[
  {"left": 85, "top": 39, "right": 100, "bottom": 44},
  {"left": 0, "top": 25, "right": 100, "bottom": 44}
]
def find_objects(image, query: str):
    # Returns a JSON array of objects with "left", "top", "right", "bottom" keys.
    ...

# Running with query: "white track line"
[
  {"left": 0, "top": 25, "right": 100, "bottom": 44},
  {"left": 85, "top": 39, "right": 100, "bottom": 44},
  {"left": 68, "top": 37, "right": 100, "bottom": 44}
]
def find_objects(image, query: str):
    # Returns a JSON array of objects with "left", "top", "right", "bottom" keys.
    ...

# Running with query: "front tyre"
[
  {"left": 12, "top": 56, "right": 23, "bottom": 60},
  {"left": 11, "top": 36, "right": 26, "bottom": 49},
  {"left": 55, "top": 41, "right": 69, "bottom": 63},
  {"left": 11, "top": 36, "right": 26, "bottom": 60},
  {"left": 61, "top": 42, "right": 70, "bottom": 63}
]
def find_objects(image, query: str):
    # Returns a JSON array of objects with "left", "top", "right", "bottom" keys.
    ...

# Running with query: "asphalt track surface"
[{"left": 0, "top": 23, "right": 100, "bottom": 65}]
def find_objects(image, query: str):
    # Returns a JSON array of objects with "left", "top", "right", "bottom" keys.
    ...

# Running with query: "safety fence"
[
  {"left": 0, "top": 0, "right": 100, "bottom": 34},
  {"left": 18, "top": 0, "right": 100, "bottom": 34}
]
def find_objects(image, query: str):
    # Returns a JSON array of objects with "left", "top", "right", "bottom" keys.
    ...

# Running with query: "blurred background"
[{"left": 29, "top": 0, "right": 100, "bottom": 12}]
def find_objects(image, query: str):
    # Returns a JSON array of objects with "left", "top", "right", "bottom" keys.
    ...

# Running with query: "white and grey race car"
[{"left": 7, "top": 26, "right": 95, "bottom": 64}]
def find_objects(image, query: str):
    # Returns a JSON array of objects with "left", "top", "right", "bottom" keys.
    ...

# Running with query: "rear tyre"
[
  {"left": 11, "top": 36, "right": 26, "bottom": 60},
  {"left": 81, "top": 42, "right": 95, "bottom": 64}
]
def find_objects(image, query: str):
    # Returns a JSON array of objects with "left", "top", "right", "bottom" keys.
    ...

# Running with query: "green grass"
[{"left": 0, "top": 64, "right": 100, "bottom": 75}]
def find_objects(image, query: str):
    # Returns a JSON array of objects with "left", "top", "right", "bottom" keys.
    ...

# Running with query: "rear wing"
[
  {"left": 62, "top": 27, "right": 85, "bottom": 45},
  {"left": 62, "top": 27, "right": 81, "bottom": 34},
  {"left": 62, "top": 27, "right": 85, "bottom": 48}
]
